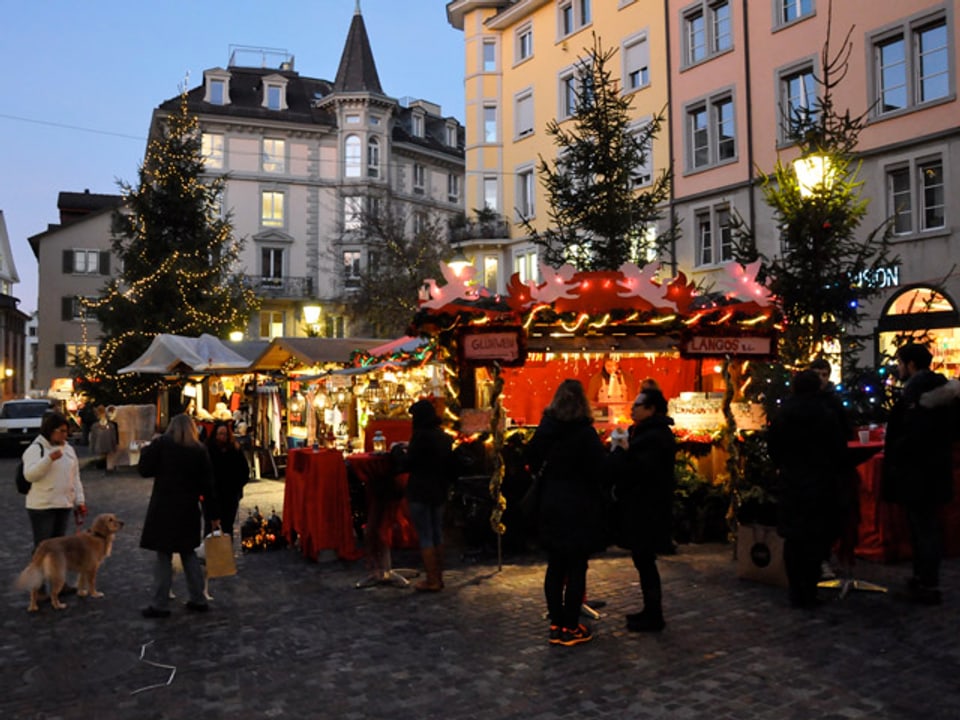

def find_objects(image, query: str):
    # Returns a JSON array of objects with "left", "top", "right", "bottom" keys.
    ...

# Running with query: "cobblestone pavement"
[{"left": 2, "top": 457, "right": 958, "bottom": 720}]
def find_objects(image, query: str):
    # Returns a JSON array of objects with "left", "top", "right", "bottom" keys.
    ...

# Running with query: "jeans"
[
  {"left": 150, "top": 550, "right": 206, "bottom": 610},
  {"left": 544, "top": 549, "right": 589, "bottom": 630},
  {"left": 28, "top": 508, "right": 72, "bottom": 549},
  {"left": 408, "top": 501, "right": 445, "bottom": 549}
]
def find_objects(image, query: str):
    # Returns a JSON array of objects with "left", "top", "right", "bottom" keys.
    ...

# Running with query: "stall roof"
[
  {"left": 250, "top": 337, "right": 384, "bottom": 371},
  {"left": 227, "top": 340, "right": 270, "bottom": 363},
  {"left": 118, "top": 334, "right": 251, "bottom": 375}
]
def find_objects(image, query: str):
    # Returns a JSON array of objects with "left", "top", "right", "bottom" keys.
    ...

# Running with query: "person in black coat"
[
  {"left": 205, "top": 421, "right": 249, "bottom": 538},
  {"left": 882, "top": 343, "right": 959, "bottom": 605},
  {"left": 138, "top": 414, "right": 220, "bottom": 618},
  {"left": 405, "top": 399, "right": 454, "bottom": 592},
  {"left": 525, "top": 379, "right": 606, "bottom": 646},
  {"left": 767, "top": 370, "right": 848, "bottom": 609},
  {"left": 609, "top": 388, "right": 677, "bottom": 632}
]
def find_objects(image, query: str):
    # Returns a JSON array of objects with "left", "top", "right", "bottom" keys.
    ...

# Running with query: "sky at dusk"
[{"left": 0, "top": 0, "right": 466, "bottom": 315}]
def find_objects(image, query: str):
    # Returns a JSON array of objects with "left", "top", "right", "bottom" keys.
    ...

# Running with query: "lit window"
[
  {"left": 514, "top": 250, "right": 539, "bottom": 284},
  {"left": 515, "top": 90, "right": 534, "bottom": 138},
  {"left": 345, "top": 135, "right": 361, "bottom": 177},
  {"left": 686, "top": 93, "right": 735, "bottom": 170},
  {"left": 367, "top": 137, "right": 380, "bottom": 178},
  {"left": 262, "top": 138, "right": 285, "bottom": 173},
  {"left": 483, "top": 256, "right": 499, "bottom": 291},
  {"left": 261, "top": 191, "right": 284, "bottom": 227},
  {"left": 872, "top": 16, "right": 948, "bottom": 116},
  {"left": 202, "top": 133, "right": 224, "bottom": 169},
  {"left": 683, "top": 1, "right": 732, "bottom": 66},
  {"left": 259, "top": 311, "right": 284, "bottom": 339}
]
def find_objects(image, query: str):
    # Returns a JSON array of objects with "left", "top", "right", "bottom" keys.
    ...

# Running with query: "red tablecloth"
[
  {"left": 283, "top": 448, "right": 362, "bottom": 561},
  {"left": 363, "top": 419, "right": 412, "bottom": 453},
  {"left": 853, "top": 447, "right": 912, "bottom": 562},
  {"left": 346, "top": 453, "right": 418, "bottom": 552}
]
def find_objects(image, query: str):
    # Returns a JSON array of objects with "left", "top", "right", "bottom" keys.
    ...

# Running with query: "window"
[
  {"left": 559, "top": 65, "right": 592, "bottom": 119},
  {"left": 483, "top": 256, "right": 499, "bottom": 291},
  {"left": 629, "top": 123, "right": 653, "bottom": 188},
  {"left": 483, "top": 177, "right": 499, "bottom": 211},
  {"left": 515, "top": 89, "right": 534, "bottom": 138},
  {"left": 366, "top": 195, "right": 381, "bottom": 221},
  {"left": 483, "top": 106, "right": 497, "bottom": 143},
  {"left": 448, "top": 174, "right": 460, "bottom": 203},
  {"left": 683, "top": 1, "right": 732, "bottom": 66},
  {"left": 209, "top": 79, "right": 225, "bottom": 105},
  {"left": 777, "top": 0, "right": 813, "bottom": 26},
  {"left": 483, "top": 40, "right": 496, "bottom": 72},
  {"left": 558, "top": 0, "right": 590, "bottom": 37},
  {"left": 412, "top": 113, "right": 425, "bottom": 138},
  {"left": 325, "top": 315, "right": 345, "bottom": 338},
  {"left": 694, "top": 205, "right": 734, "bottom": 267},
  {"left": 345, "top": 135, "right": 361, "bottom": 177},
  {"left": 887, "top": 156, "right": 945, "bottom": 236},
  {"left": 265, "top": 84, "right": 282, "bottom": 111},
  {"left": 61, "top": 296, "right": 92, "bottom": 321},
  {"left": 446, "top": 123, "right": 458, "bottom": 147},
  {"left": 516, "top": 25, "right": 533, "bottom": 63},
  {"left": 686, "top": 93, "right": 735, "bottom": 170},
  {"left": 779, "top": 65, "right": 816, "bottom": 143},
  {"left": 623, "top": 34, "right": 650, "bottom": 92},
  {"left": 261, "top": 247, "right": 284, "bottom": 280},
  {"left": 413, "top": 211, "right": 427, "bottom": 236},
  {"left": 343, "top": 251, "right": 362, "bottom": 288},
  {"left": 367, "top": 137, "right": 380, "bottom": 178},
  {"left": 259, "top": 311, "right": 284, "bottom": 339},
  {"left": 202, "top": 133, "right": 224, "bottom": 169},
  {"left": 260, "top": 191, "right": 284, "bottom": 227},
  {"left": 872, "top": 16, "right": 949, "bottom": 116},
  {"left": 413, "top": 163, "right": 426, "bottom": 194},
  {"left": 204, "top": 71, "right": 231, "bottom": 106},
  {"left": 517, "top": 167, "right": 535, "bottom": 219},
  {"left": 514, "top": 250, "right": 539, "bottom": 284},
  {"left": 344, "top": 196, "right": 363, "bottom": 231},
  {"left": 345, "top": 114, "right": 361, "bottom": 124},
  {"left": 66, "top": 249, "right": 107, "bottom": 275},
  {"left": 56, "top": 343, "right": 98, "bottom": 368},
  {"left": 262, "top": 138, "right": 285, "bottom": 173}
]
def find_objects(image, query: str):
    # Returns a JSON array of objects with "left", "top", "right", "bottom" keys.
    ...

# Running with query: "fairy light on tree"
[{"left": 76, "top": 91, "right": 258, "bottom": 403}]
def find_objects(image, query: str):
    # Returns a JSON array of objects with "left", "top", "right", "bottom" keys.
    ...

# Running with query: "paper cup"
[{"left": 858, "top": 430, "right": 871, "bottom": 444}]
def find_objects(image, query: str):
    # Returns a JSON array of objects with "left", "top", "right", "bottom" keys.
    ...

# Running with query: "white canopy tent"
[{"left": 118, "top": 333, "right": 251, "bottom": 375}]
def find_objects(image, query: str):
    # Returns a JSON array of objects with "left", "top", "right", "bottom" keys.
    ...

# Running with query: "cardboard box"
[{"left": 736, "top": 523, "right": 788, "bottom": 588}]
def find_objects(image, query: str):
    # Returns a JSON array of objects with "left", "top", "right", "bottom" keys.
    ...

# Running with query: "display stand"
[{"left": 355, "top": 548, "right": 419, "bottom": 588}]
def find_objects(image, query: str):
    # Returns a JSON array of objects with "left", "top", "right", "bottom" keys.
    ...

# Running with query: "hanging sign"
[
  {"left": 681, "top": 334, "right": 774, "bottom": 358},
  {"left": 459, "top": 327, "right": 526, "bottom": 366}
]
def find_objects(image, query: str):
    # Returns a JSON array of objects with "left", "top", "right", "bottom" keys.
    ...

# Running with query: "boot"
[{"left": 415, "top": 547, "right": 443, "bottom": 592}]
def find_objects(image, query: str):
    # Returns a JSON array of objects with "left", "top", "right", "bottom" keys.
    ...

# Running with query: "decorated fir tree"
[
  {"left": 524, "top": 34, "right": 671, "bottom": 272},
  {"left": 78, "top": 93, "right": 257, "bottom": 403}
]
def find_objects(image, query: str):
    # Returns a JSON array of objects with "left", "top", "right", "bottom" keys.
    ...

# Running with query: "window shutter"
[
  {"left": 517, "top": 94, "right": 534, "bottom": 136},
  {"left": 61, "top": 297, "right": 73, "bottom": 321},
  {"left": 54, "top": 344, "right": 67, "bottom": 368},
  {"left": 99, "top": 251, "right": 110, "bottom": 275},
  {"left": 62, "top": 250, "right": 74, "bottom": 273},
  {"left": 625, "top": 38, "right": 649, "bottom": 79}
]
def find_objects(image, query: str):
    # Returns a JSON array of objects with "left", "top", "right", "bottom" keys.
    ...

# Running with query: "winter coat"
[
  {"left": 767, "top": 393, "right": 848, "bottom": 541},
  {"left": 524, "top": 413, "right": 607, "bottom": 553},
  {"left": 138, "top": 435, "right": 217, "bottom": 554},
  {"left": 405, "top": 426, "right": 455, "bottom": 507},
  {"left": 22, "top": 435, "right": 84, "bottom": 511},
  {"left": 883, "top": 372, "right": 957, "bottom": 506},
  {"left": 609, "top": 414, "right": 677, "bottom": 552},
  {"left": 208, "top": 443, "right": 249, "bottom": 509}
]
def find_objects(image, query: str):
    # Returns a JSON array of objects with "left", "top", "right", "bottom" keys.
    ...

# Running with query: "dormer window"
[
  {"left": 445, "top": 121, "right": 458, "bottom": 147},
  {"left": 203, "top": 69, "right": 231, "bottom": 106},
  {"left": 261, "top": 74, "right": 289, "bottom": 111},
  {"left": 412, "top": 112, "right": 425, "bottom": 138}
]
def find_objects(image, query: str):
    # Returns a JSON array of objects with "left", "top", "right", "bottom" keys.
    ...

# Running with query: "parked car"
[{"left": 0, "top": 398, "right": 54, "bottom": 449}]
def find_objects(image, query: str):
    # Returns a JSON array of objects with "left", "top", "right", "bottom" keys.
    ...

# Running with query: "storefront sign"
[
  {"left": 460, "top": 328, "right": 525, "bottom": 366},
  {"left": 681, "top": 335, "right": 773, "bottom": 358}
]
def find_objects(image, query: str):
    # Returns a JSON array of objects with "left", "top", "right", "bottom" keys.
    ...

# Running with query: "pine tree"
[
  {"left": 346, "top": 198, "right": 447, "bottom": 338},
  {"left": 524, "top": 34, "right": 671, "bottom": 272},
  {"left": 78, "top": 94, "right": 258, "bottom": 403}
]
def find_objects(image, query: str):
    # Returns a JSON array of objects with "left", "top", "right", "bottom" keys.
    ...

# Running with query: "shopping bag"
[
  {"left": 203, "top": 532, "right": 237, "bottom": 578},
  {"left": 736, "top": 523, "right": 788, "bottom": 588}
]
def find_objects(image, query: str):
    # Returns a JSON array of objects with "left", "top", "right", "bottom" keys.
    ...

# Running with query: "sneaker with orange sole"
[{"left": 557, "top": 623, "right": 593, "bottom": 646}]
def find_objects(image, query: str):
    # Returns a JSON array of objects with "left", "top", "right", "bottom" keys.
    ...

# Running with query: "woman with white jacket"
[{"left": 22, "top": 411, "right": 86, "bottom": 549}]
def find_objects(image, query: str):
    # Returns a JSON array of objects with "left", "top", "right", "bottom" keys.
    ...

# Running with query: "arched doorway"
[{"left": 876, "top": 285, "right": 960, "bottom": 374}]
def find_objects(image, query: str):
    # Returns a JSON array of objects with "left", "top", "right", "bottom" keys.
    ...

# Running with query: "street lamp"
[
  {"left": 446, "top": 245, "right": 472, "bottom": 277},
  {"left": 793, "top": 152, "right": 836, "bottom": 198}
]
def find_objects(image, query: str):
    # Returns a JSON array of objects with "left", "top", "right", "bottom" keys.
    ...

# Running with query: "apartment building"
[
  {"left": 447, "top": 0, "right": 959, "bottom": 371},
  {"left": 0, "top": 210, "right": 29, "bottom": 399},
  {"left": 152, "top": 8, "right": 464, "bottom": 341}
]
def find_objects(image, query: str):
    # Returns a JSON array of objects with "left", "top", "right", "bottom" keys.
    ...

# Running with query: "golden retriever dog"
[{"left": 16, "top": 513, "right": 124, "bottom": 612}]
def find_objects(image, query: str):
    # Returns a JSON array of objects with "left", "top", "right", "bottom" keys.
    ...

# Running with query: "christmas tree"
[{"left": 78, "top": 93, "right": 258, "bottom": 403}]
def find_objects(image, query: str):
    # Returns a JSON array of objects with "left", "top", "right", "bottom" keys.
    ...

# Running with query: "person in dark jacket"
[
  {"left": 405, "top": 399, "right": 454, "bottom": 592},
  {"left": 205, "top": 421, "right": 249, "bottom": 538},
  {"left": 882, "top": 343, "right": 959, "bottom": 605},
  {"left": 768, "top": 370, "right": 848, "bottom": 609},
  {"left": 525, "top": 379, "right": 606, "bottom": 647},
  {"left": 609, "top": 387, "right": 677, "bottom": 631},
  {"left": 138, "top": 414, "right": 220, "bottom": 618}
]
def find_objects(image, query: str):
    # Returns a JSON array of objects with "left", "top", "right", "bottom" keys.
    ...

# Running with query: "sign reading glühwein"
[{"left": 460, "top": 328, "right": 525, "bottom": 365}]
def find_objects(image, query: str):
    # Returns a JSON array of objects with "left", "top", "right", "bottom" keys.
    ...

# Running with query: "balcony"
[
  {"left": 448, "top": 217, "right": 511, "bottom": 244},
  {"left": 242, "top": 275, "right": 313, "bottom": 299}
]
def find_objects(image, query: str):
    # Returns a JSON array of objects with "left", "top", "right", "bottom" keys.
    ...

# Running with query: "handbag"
[{"left": 203, "top": 532, "right": 237, "bottom": 578}]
